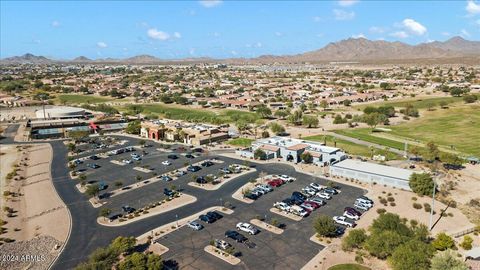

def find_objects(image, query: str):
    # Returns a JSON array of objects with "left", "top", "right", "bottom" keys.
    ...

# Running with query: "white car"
[
  {"left": 316, "top": 192, "right": 332, "bottom": 200},
  {"left": 273, "top": 202, "right": 291, "bottom": 212},
  {"left": 256, "top": 184, "right": 273, "bottom": 193},
  {"left": 162, "top": 160, "right": 172, "bottom": 166},
  {"left": 122, "top": 159, "right": 133, "bottom": 164},
  {"left": 236, "top": 222, "right": 259, "bottom": 235},
  {"left": 354, "top": 202, "right": 370, "bottom": 211},
  {"left": 307, "top": 198, "right": 325, "bottom": 206},
  {"left": 309, "top": 183, "right": 323, "bottom": 191},
  {"left": 356, "top": 198, "right": 373, "bottom": 207},
  {"left": 302, "top": 187, "right": 317, "bottom": 196},
  {"left": 187, "top": 221, "right": 204, "bottom": 231},
  {"left": 343, "top": 211, "right": 360, "bottom": 220},
  {"left": 333, "top": 216, "right": 356, "bottom": 227},
  {"left": 279, "top": 175, "right": 295, "bottom": 182}
]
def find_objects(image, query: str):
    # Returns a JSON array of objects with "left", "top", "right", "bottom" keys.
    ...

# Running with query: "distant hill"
[
  {"left": 1, "top": 53, "right": 53, "bottom": 64},
  {"left": 1, "top": 36, "right": 479, "bottom": 65}
]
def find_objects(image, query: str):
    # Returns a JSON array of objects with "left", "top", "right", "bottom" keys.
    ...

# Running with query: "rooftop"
[{"left": 332, "top": 159, "right": 414, "bottom": 181}]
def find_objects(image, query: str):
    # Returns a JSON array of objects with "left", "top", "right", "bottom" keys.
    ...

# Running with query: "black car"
[
  {"left": 164, "top": 188, "right": 176, "bottom": 197},
  {"left": 225, "top": 230, "right": 247, "bottom": 243},
  {"left": 201, "top": 161, "right": 214, "bottom": 167},
  {"left": 291, "top": 196, "right": 304, "bottom": 205},
  {"left": 196, "top": 176, "right": 207, "bottom": 184},
  {"left": 87, "top": 163, "right": 100, "bottom": 169},
  {"left": 292, "top": 191, "right": 306, "bottom": 201},
  {"left": 282, "top": 198, "right": 295, "bottom": 206},
  {"left": 187, "top": 165, "right": 201, "bottom": 172},
  {"left": 193, "top": 148, "right": 204, "bottom": 153},
  {"left": 167, "top": 154, "right": 178, "bottom": 160},
  {"left": 324, "top": 187, "right": 338, "bottom": 195},
  {"left": 328, "top": 226, "right": 346, "bottom": 237},
  {"left": 244, "top": 193, "right": 259, "bottom": 200},
  {"left": 90, "top": 155, "right": 100, "bottom": 160},
  {"left": 206, "top": 211, "right": 223, "bottom": 220},
  {"left": 199, "top": 214, "right": 216, "bottom": 223},
  {"left": 122, "top": 206, "right": 135, "bottom": 214},
  {"left": 185, "top": 154, "right": 195, "bottom": 159}
]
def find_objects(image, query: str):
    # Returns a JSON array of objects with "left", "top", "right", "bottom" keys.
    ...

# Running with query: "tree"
[
  {"left": 390, "top": 240, "right": 434, "bottom": 270},
  {"left": 135, "top": 175, "right": 143, "bottom": 182},
  {"left": 269, "top": 122, "right": 285, "bottom": 135},
  {"left": 139, "top": 139, "right": 146, "bottom": 147},
  {"left": 439, "top": 100, "right": 449, "bottom": 109},
  {"left": 342, "top": 229, "right": 367, "bottom": 251},
  {"left": 370, "top": 213, "right": 412, "bottom": 237},
  {"left": 274, "top": 109, "right": 289, "bottom": 119},
  {"left": 300, "top": 152, "right": 313, "bottom": 163},
  {"left": 118, "top": 253, "right": 163, "bottom": 270},
  {"left": 424, "top": 141, "right": 440, "bottom": 162},
  {"left": 99, "top": 208, "right": 111, "bottom": 220},
  {"left": 114, "top": 181, "right": 123, "bottom": 188},
  {"left": 85, "top": 184, "right": 100, "bottom": 198},
  {"left": 364, "top": 112, "right": 385, "bottom": 130},
  {"left": 449, "top": 87, "right": 468, "bottom": 97},
  {"left": 302, "top": 115, "right": 319, "bottom": 128},
  {"left": 463, "top": 94, "right": 478, "bottom": 103},
  {"left": 313, "top": 215, "right": 337, "bottom": 237},
  {"left": 287, "top": 110, "right": 303, "bottom": 125},
  {"left": 364, "top": 230, "right": 405, "bottom": 259},
  {"left": 261, "top": 130, "right": 270, "bottom": 138},
  {"left": 110, "top": 236, "right": 136, "bottom": 255},
  {"left": 235, "top": 120, "right": 248, "bottom": 136},
  {"left": 460, "top": 235, "right": 473, "bottom": 250},
  {"left": 409, "top": 173, "right": 435, "bottom": 196},
  {"left": 254, "top": 149, "right": 267, "bottom": 160},
  {"left": 431, "top": 250, "right": 469, "bottom": 270},
  {"left": 256, "top": 104, "right": 272, "bottom": 118},
  {"left": 319, "top": 100, "right": 329, "bottom": 111},
  {"left": 343, "top": 99, "right": 351, "bottom": 106},
  {"left": 432, "top": 232, "right": 455, "bottom": 251},
  {"left": 67, "top": 143, "right": 76, "bottom": 152},
  {"left": 125, "top": 120, "right": 141, "bottom": 134}
]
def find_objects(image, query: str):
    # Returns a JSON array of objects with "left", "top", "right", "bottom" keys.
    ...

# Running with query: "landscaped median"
[
  {"left": 232, "top": 182, "right": 256, "bottom": 204},
  {"left": 204, "top": 245, "right": 241, "bottom": 265},
  {"left": 97, "top": 193, "right": 197, "bottom": 226},
  {"left": 269, "top": 207, "right": 303, "bottom": 221},
  {"left": 188, "top": 164, "right": 255, "bottom": 191},
  {"left": 250, "top": 218, "right": 284, "bottom": 234}
]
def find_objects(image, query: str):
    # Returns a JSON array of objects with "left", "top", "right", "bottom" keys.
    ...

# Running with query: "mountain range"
[{"left": 2, "top": 36, "right": 479, "bottom": 64}]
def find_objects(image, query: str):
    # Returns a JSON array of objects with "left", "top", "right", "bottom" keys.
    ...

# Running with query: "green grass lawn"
[
  {"left": 354, "top": 95, "right": 478, "bottom": 110},
  {"left": 328, "top": 264, "right": 371, "bottom": 270},
  {"left": 227, "top": 138, "right": 254, "bottom": 148},
  {"left": 118, "top": 104, "right": 260, "bottom": 124},
  {"left": 56, "top": 94, "right": 112, "bottom": 104},
  {"left": 335, "top": 105, "right": 480, "bottom": 157},
  {"left": 304, "top": 134, "right": 401, "bottom": 160},
  {"left": 389, "top": 105, "right": 480, "bottom": 157}
]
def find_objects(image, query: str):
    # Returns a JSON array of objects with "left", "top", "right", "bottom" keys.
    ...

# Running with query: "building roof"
[
  {"left": 287, "top": 143, "right": 309, "bottom": 151},
  {"left": 260, "top": 145, "right": 280, "bottom": 152},
  {"left": 332, "top": 159, "right": 414, "bottom": 181}
]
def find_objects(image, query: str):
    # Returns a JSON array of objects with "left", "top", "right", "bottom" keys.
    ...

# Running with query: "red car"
[
  {"left": 304, "top": 201, "right": 321, "bottom": 209},
  {"left": 268, "top": 179, "right": 283, "bottom": 187}
]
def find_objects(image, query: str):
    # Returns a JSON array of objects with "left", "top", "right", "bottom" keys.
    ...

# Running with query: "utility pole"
[
  {"left": 404, "top": 141, "right": 408, "bottom": 158},
  {"left": 429, "top": 180, "right": 437, "bottom": 231}
]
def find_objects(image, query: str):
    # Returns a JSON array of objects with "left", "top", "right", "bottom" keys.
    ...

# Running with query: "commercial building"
[
  {"left": 140, "top": 120, "right": 230, "bottom": 146},
  {"left": 238, "top": 136, "right": 347, "bottom": 166},
  {"left": 329, "top": 159, "right": 414, "bottom": 190},
  {"left": 34, "top": 106, "right": 88, "bottom": 119}
]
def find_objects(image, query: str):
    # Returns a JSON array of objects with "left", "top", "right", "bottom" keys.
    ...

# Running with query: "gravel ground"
[{"left": 0, "top": 235, "right": 62, "bottom": 270}]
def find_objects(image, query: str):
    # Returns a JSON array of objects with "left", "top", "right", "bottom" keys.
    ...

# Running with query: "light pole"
[
  {"left": 175, "top": 214, "right": 179, "bottom": 228},
  {"left": 429, "top": 180, "right": 437, "bottom": 231}
]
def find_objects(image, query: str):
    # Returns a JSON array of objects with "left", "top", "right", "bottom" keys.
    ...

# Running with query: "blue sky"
[{"left": 1, "top": 0, "right": 479, "bottom": 59}]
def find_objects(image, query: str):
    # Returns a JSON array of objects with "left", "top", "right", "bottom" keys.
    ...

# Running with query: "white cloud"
[
  {"left": 466, "top": 0, "right": 480, "bottom": 15},
  {"left": 275, "top": 32, "right": 283, "bottom": 37},
  {"left": 313, "top": 16, "right": 322, "bottom": 22},
  {"left": 316, "top": 33, "right": 324, "bottom": 38},
  {"left": 476, "top": 19, "right": 480, "bottom": 26},
  {"left": 461, "top": 29, "right": 471, "bottom": 37},
  {"left": 212, "top": 32, "right": 221, "bottom": 37},
  {"left": 338, "top": 0, "right": 359, "bottom": 7},
  {"left": 147, "top": 28, "right": 170, "bottom": 40},
  {"left": 189, "top": 48, "right": 196, "bottom": 55},
  {"left": 441, "top": 32, "right": 451, "bottom": 36},
  {"left": 426, "top": 39, "right": 435, "bottom": 43},
  {"left": 333, "top": 9, "right": 355, "bottom": 20},
  {"left": 173, "top": 32, "right": 182, "bottom": 39},
  {"left": 199, "top": 0, "right": 222, "bottom": 8},
  {"left": 390, "top": 31, "right": 409, "bottom": 38},
  {"left": 51, "top": 20, "right": 60, "bottom": 27},
  {"left": 402, "top": 18, "right": 427, "bottom": 35},
  {"left": 97, "top": 42, "right": 108, "bottom": 48},
  {"left": 231, "top": 50, "right": 238, "bottom": 56},
  {"left": 255, "top": 42, "right": 263, "bottom": 48},
  {"left": 369, "top": 26, "right": 386, "bottom": 34},
  {"left": 352, "top": 33, "right": 366, "bottom": 39},
  {"left": 245, "top": 44, "right": 252, "bottom": 48}
]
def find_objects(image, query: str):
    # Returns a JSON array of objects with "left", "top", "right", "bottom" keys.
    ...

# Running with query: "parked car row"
[
  {"left": 108, "top": 146, "right": 135, "bottom": 156},
  {"left": 333, "top": 196, "right": 374, "bottom": 228}
]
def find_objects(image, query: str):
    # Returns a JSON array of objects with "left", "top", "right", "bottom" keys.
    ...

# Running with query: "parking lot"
[{"left": 64, "top": 135, "right": 367, "bottom": 269}]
